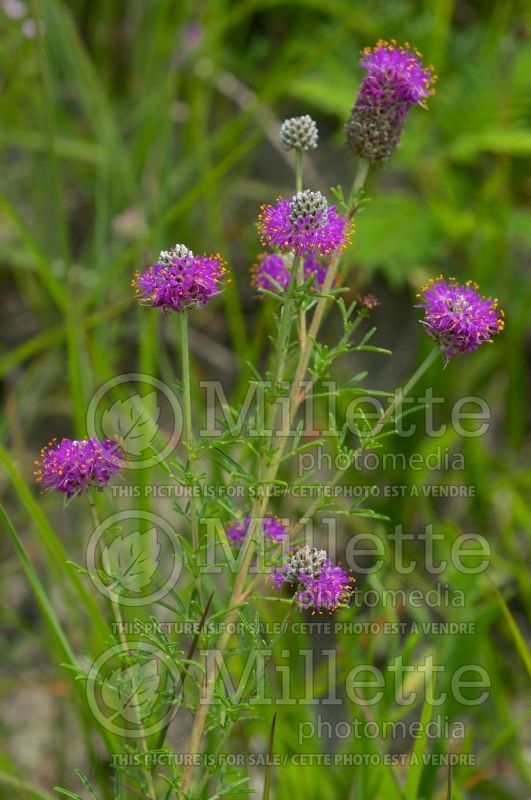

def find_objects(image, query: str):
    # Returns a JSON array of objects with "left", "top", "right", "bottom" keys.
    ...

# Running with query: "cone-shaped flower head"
[
  {"left": 346, "top": 40, "right": 436, "bottom": 162},
  {"left": 227, "top": 515, "right": 288, "bottom": 544},
  {"left": 258, "top": 191, "right": 352, "bottom": 257},
  {"left": 272, "top": 546, "right": 354, "bottom": 613},
  {"left": 279, "top": 115, "right": 319, "bottom": 151},
  {"left": 133, "top": 243, "right": 227, "bottom": 312},
  {"left": 35, "top": 438, "right": 123, "bottom": 498},
  {"left": 417, "top": 276, "right": 504, "bottom": 360},
  {"left": 251, "top": 252, "right": 330, "bottom": 295}
]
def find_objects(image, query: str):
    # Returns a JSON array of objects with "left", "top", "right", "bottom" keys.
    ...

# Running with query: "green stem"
[
  {"left": 179, "top": 312, "right": 201, "bottom": 590},
  {"left": 180, "top": 250, "right": 301, "bottom": 800},
  {"left": 375, "top": 346, "right": 440, "bottom": 435},
  {"left": 268, "top": 254, "right": 301, "bottom": 421},
  {"left": 181, "top": 160, "right": 369, "bottom": 797},
  {"left": 349, "top": 157, "right": 369, "bottom": 207},
  {"left": 294, "top": 147, "right": 306, "bottom": 345},
  {"left": 294, "top": 147, "right": 303, "bottom": 193},
  {"left": 279, "top": 161, "right": 372, "bottom": 446}
]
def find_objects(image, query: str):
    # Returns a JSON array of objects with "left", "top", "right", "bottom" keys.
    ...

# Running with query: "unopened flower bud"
[{"left": 279, "top": 115, "right": 319, "bottom": 151}]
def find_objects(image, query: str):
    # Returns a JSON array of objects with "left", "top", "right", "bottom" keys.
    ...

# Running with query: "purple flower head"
[
  {"left": 251, "top": 253, "right": 290, "bottom": 294},
  {"left": 297, "top": 562, "right": 354, "bottom": 613},
  {"left": 360, "top": 40, "right": 435, "bottom": 106},
  {"left": 133, "top": 243, "right": 227, "bottom": 312},
  {"left": 35, "top": 438, "right": 123, "bottom": 498},
  {"left": 346, "top": 40, "right": 436, "bottom": 162},
  {"left": 418, "top": 276, "right": 505, "bottom": 360},
  {"left": 258, "top": 191, "right": 352, "bottom": 257},
  {"left": 303, "top": 253, "right": 329, "bottom": 288},
  {"left": 251, "top": 252, "right": 331, "bottom": 295},
  {"left": 227, "top": 515, "right": 288, "bottom": 544},
  {"left": 272, "top": 545, "right": 355, "bottom": 613}
]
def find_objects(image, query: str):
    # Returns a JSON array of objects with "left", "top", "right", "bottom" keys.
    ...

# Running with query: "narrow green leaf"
[
  {"left": 262, "top": 712, "right": 277, "bottom": 800},
  {"left": 487, "top": 576, "right": 531, "bottom": 677},
  {"left": 404, "top": 663, "right": 436, "bottom": 800},
  {"left": 0, "top": 446, "right": 108, "bottom": 649},
  {"left": 1, "top": 504, "right": 77, "bottom": 666},
  {"left": 0, "top": 769, "right": 57, "bottom": 800}
]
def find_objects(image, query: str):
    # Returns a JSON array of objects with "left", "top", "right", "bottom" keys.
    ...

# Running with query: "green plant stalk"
[
  {"left": 348, "top": 156, "right": 369, "bottom": 204},
  {"left": 272, "top": 158, "right": 371, "bottom": 463},
  {"left": 179, "top": 311, "right": 201, "bottom": 593},
  {"left": 295, "top": 147, "right": 303, "bottom": 193},
  {"left": 294, "top": 147, "right": 307, "bottom": 347},
  {"left": 373, "top": 346, "right": 441, "bottom": 436},
  {"left": 180, "top": 252, "right": 302, "bottom": 796},
  {"left": 181, "top": 162, "right": 370, "bottom": 794},
  {"left": 87, "top": 494, "right": 156, "bottom": 800},
  {"left": 241, "top": 344, "right": 446, "bottom": 597}
]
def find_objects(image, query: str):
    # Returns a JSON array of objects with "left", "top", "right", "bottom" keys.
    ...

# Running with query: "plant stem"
[
  {"left": 179, "top": 312, "right": 201, "bottom": 592},
  {"left": 294, "top": 147, "right": 303, "bottom": 193},
  {"left": 181, "top": 160, "right": 370, "bottom": 797},
  {"left": 262, "top": 251, "right": 301, "bottom": 450},
  {"left": 88, "top": 494, "right": 156, "bottom": 800},
  {"left": 349, "top": 156, "right": 369, "bottom": 206},
  {"left": 274, "top": 158, "right": 372, "bottom": 457},
  {"left": 373, "top": 346, "right": 440, "bottom": 436},
  {"left": 180, "top": 253, "right": 300, "bottom": 798},
  {"left": 294, "top": 147, "right": 307, "bottom": 346}
]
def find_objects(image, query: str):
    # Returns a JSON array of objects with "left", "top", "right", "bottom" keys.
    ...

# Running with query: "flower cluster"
[
  {"left": 418, "top": 276, "right": 505, "bottom": 360},
  {"left": 272, "top": 546, "right": 355, "bottom": 613},
  {"left": 133, "top": 244, "right": 227, "bottom": 312},
  {"left": 346, "top": 40, "right": 435, "bottom": 162},
  {"left": 35, "top": 438, "right": 123, "bottom": 498},
  {"left": 251, "top": 252, "right": 330, "bottom": 294},
  {"left": 258, "top": 191, "right": 352, "bottom": 257},
  {"left": 227, "top": 515, "right": 288, "bottom": 544}
]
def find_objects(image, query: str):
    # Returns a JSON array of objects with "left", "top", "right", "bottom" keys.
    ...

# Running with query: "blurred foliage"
[{"left": 0, "top": 0, "right": 530, "bottom": 799}]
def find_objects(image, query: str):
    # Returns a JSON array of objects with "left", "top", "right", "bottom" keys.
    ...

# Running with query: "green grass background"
[{"left": 0, "top": 1, "right": 530, "bottom": 798}]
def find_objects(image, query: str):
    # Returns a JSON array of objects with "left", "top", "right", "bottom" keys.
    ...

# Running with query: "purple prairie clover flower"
[
  {"left": 258, "top": 191, "right": 352, "bottom": 257},
  {"left": 272, "top": 546, "right": 355, "bottom": 613},
  {"left": 132, "top": 243, "right": 227, "bottom": 312},
  {"left": 297, "top": 562, "right": 355, "bottom": 613},
  {"left": 303, "top": 253, "right": 330, "bottom": 288},
  {"left": 417, "top": 276, "right": 505, "bottom": 360},
  {"left": 279, "top": 115, "right": 319, "bottom": 151},
  {"left": 35, "top": 438, "right": 123, "bottom": 498},
  {"left": 251, "top": 252, "right": 331, "bottom": 295},
  {"left": 251, "top": 253, "right": 289, "bottom": 293},
  {"left": 346, "top": 40, "right": 436, "bottom": 163},
  {"left": 271, "top": 545, "right": 327, "bottom": 587},
  {"left": 227, "top": 515, "right": 288, "bottom": 544}
]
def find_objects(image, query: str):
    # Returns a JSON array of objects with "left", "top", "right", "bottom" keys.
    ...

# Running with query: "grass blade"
[
  {"left": 487, "top": 575, "right": 531, "bottom": 677},
  {"left": 0, "top": 446, "right": 109, "bottom": 649},
  {"left": 404, "top": 662, "right": 435, "bottom": 800},
  {"left": 262, "top": 712, "right": 277, "bottom": 800},
  {"left": 1, "top": 503, "right": 77, "bottom": 665}
]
